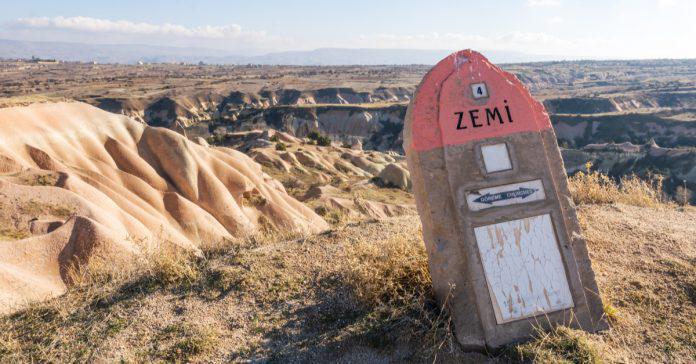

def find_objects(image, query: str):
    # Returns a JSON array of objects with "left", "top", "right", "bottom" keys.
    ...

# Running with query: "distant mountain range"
[{"left": 0, "top": 39, "right": 558, "bottom": 65}]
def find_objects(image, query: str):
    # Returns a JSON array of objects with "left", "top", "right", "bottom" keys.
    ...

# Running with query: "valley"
[
  {"left": 1, "top": 57, "right": 695, "bottom": 362},
  {"left": 2, "top": 58, "right": 694, "bottom": 202}
]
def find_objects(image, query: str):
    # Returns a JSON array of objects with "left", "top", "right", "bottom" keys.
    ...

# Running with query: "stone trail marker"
[{"left": 404, "top": 50, "right": 608, "bottom": 349}]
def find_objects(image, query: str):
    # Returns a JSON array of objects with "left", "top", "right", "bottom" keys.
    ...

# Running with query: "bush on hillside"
[
  {"left": 306, "top": 131, "right": 331, "bottom": 147},
  {"left": 315, "top": 135, "right": 331, "bottom": 146},
  {"left": 568, "top": 162, "right": 665, "bottom": 207}
]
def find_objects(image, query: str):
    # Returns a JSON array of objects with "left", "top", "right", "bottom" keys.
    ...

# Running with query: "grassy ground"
[
  {"left": 1, "top": 172, "right": 694, "bottom": 363},
  {"left": 0, "top": 94, "right": 67, "bottom": 108}
]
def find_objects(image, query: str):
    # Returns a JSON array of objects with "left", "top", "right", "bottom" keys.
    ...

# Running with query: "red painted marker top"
[{"left": 409, "top": 50, "right": 552, "bottom": 152}]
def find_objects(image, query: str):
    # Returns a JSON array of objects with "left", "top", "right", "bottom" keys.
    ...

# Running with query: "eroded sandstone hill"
[
  {"left": 218, "top": 129, "right": 415, "bottom": 222},
  {"left": 0, "top": 102, "right": 327, "bottom": 313}
]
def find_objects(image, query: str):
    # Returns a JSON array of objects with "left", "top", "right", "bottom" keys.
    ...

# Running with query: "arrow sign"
[
  {"left": 474, "top": 187, "right": 538, "bottom": 205},
  {"left": 466, "top": 179, "right": 546, "bottom": 211}
]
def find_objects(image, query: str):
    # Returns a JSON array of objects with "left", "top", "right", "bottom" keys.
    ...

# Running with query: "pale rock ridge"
[{"left": 0, "top": 102, "right": 328, "bottom": 313}]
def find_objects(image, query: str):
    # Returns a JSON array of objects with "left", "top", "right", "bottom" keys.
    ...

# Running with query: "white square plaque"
[{"left": 481, "top": 143, "right": 512, "bottom": 173}]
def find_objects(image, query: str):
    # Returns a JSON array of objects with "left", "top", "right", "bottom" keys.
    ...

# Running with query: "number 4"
[{"left": 471, "top": 82, "right": 488, "bottom": 99}]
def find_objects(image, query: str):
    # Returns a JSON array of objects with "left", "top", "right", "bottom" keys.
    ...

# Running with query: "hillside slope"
[
  {"left": 0, "top": 199, "right": 693, "bottom": 362},
  {"left": 0, "top": 102, "right": 327, "bottom": 314}
]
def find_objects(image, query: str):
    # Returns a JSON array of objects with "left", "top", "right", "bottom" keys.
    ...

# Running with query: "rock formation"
[{"left": 0, "top": 102, "right": 328, "bottom": 313}]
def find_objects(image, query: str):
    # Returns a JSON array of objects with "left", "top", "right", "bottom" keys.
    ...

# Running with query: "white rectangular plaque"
[
  {"left": 474, "top": 214, "right": 574, "bottom": 324},
  {"left": 467, "top": 179, "right": 545, "bottom": 211}
]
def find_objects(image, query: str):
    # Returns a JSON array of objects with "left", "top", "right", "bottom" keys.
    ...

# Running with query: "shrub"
[
  {"left": 334, "top": 231, "right": 455, "bottom": 357},
  {"left": 306, "top": 131, "right": 331, "bottom": 146},
  {"left": 269, "top": 134, "right": 280, "bottom": 142},
  {"left": 206, "top": 134, "right": 226, "bottom": 145},
  {"left": 315, "top": 135, "right": 332, "bottom": 147},
  {"left": 147, "top": 251, "right": 202, "bottom": 288},
  {"left": 275, "top": 142, "right": 287, "bottom": 151},
  {"left": 675, "top": 181, "right": 692, "bottom": 206},
  {"left": 568, "top": 162, "right": 664, "bottom": 207},
  {"left": 314, "top": 206, "right": 343, "bottom": 225},
  {"left": 341, "top": 234, "right": 430, "bottom": 307}
]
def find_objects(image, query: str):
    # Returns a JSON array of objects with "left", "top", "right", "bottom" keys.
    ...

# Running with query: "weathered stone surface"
[{"left": 404, "top": 50, "right": 607, "bottom": 350}]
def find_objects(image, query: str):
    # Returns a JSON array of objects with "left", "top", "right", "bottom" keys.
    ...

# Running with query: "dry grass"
[
  {"left": 515, "top": 325, "right": 601, "bottom": 364},
  {"left": 154, "top": 322, "right": 220, "bottom": 361},
  {"left": 0, "top": 227, "right": 30, "bottom": 241},
  {"left": 17, "top": 200, "right": 75, "bottom": 218},
  {"left": 11, "top": 172, "right": 59, "bottom": 187},
  {"left": 2, "top": 200, "right": 694, "bottom": 362},
  {"left": 340, "top": 232, "right": 430, "bottom": 309},
  {"left": 313, "top": 205, "right": 346, "bottom": 225},
  {"left": 0, "top": 95, "right": 67, "bottom": 109},
  {"left": 337, "top": 234, "right": 461, "bottom": 361},
  {"left": 579, "top": 203, "right": 696, "bottom": 362},
  {"left": 569, "top": 162, "right": 666, "bottom": 207},
  {"left": 0, "top": 243, "right": 242, "bottom": 362},
  {"left": 241, "top": 191, "right": 268, "bottom": 208}
]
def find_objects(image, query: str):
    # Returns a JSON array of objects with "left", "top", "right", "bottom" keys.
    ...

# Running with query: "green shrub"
[
  {"left": 316, "top": 135, "right": 331, "bottom": 147},
  {"left": 275, "top": 142, "right": 287, "bottom": 151}
]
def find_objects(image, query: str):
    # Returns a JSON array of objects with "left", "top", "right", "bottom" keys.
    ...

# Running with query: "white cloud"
[
  {"left": 526, "top": 0, "right": 560, "bottom": 7},
  {"left": 14, "top": 16, "right": 266, "bottom": 40},
  {"left": 351, "top": 31, "right": 575, "bottom": 56},
  {"left": 350, "top": 28, "right": 696, "bottom": 59},
  {"left": 5, "top": 16, "right": 295, "bottom": 53},
  {"left": 656, "top": 0, "right": 679, "bottom": 6},
  {"left": 547, "top": 16, "right": 564, "bottom": 24}
]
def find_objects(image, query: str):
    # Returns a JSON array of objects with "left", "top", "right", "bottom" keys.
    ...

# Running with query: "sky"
[{"left": 0, "top": 0, "right": 695, "bottom": 60}]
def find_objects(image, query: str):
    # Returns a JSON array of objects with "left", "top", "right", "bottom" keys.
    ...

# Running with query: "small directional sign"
[
  {"left": 467, "top": 180, "right": 545, "bottom": 211},
  {"left": 474, "top": 187, "right": 537, "bottom": 204}
]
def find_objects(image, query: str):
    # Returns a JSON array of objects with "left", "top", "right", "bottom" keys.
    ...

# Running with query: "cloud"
[
  {"left": 14, "top": 16, "right": 266, "bottom": 40},
  {"left": 526, "top": 0, "right": 560, "bottom": 7},
  {"left": 351, "top": 31, "right": 574, "bottom": 56}
]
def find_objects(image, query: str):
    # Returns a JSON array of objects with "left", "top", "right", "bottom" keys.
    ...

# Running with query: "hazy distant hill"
[
  {"left": 0, "top": 39, "right": 239, "bottom": 64},
  {"left": 0, "top": 39, "right": 554, "bottom": 65},
  {"left": 243, "top": 48, "right": 555, "bottom": 65}
]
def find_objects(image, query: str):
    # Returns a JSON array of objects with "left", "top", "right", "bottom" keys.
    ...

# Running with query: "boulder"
[
  {"left": 377, "top": 163, "right": 411, "bottom": 190},
  {"left": 349, "top": 155, "right": 384, "bottom": 175}
]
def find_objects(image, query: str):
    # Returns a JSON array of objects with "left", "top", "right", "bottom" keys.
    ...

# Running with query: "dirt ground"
[{"left": 1, "top": 201, "right": 694, "bottom": 363}]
